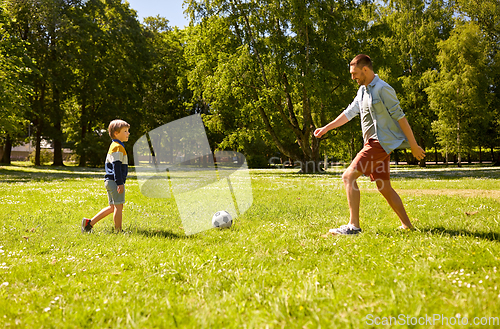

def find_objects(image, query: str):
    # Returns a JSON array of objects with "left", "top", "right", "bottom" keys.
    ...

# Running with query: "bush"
[
  {"left": 29, "top": 149, "right": 53, "bottom": 165},
  {"left": 246, "top": 154, "right": 269, "bottom": 168},
  {"left": 75, "top": 133, "right": 109, "bottom": 167}
]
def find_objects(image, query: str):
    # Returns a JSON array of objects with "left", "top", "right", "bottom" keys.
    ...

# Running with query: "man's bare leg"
[
  {"left": 376, "top": 179, "right": 413, "bottom": 229},
  {"left": 342, "top": 167, "right": 364, "bottom": 228}
]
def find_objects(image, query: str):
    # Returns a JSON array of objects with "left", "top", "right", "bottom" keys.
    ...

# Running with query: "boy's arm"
[
  {"left": 398, "top": 117, "right": 425, "bottom": 161},
  {"left": 113, "top": 160, "right": 124, "bottom": 186},
  {"left": 113, "top": 160, "right": 125, "bottom": 194},
  {"left": 314, "top": 113, "right": 349, "bottom": 138},
  {"left": 114, "top": 161, "right": 125, "bottom": 194}
]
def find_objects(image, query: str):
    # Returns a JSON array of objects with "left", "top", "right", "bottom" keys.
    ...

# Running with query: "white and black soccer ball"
[{"left": 212, "top": 211, "right": 233, "bottom": 229}]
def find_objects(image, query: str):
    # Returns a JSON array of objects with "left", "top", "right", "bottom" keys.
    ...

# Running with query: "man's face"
[{"left": 350, "top": 65, "right": 366, "bottom": 86}]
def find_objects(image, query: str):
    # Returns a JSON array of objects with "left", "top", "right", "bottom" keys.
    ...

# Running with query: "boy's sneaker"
[
  {"left": 81, "top": 218, "right": 93, "bottom": 233},
  {"left": 329, "top": 224, "right": 362, "bottom": 235}
]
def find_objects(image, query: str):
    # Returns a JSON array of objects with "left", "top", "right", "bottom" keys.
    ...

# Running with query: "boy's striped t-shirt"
[{"left": 105, "top": 139, "right": 128, "bottom": 185}]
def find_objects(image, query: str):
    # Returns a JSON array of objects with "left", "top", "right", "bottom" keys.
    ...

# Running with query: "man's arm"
[
  {"left": 398, "top": 117, "right": 425, "bottom": 161},
  {"left": 314, "top": 113, "right": 349, "bottom": 138},
  {"left": 315, "top": 91, "right": 361, "bottom": 138}
]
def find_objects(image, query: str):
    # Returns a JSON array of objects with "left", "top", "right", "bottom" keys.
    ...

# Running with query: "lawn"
[{"left": 1, "top": 163, "right": 499, "bottom": 328}]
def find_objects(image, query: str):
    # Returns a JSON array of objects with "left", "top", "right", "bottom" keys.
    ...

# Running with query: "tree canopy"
[{"left": 0, "top": 0, "right": 498, "bottom": 168}]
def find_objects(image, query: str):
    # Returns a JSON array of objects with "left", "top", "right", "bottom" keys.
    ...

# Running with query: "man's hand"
[
  {"left": 314, "top": 114, "right": 348, "bottom": 139},
  {"left": 411, "top": 144, "right": 426, "bottom": 161},
  {"left": 398, "top": 117, "right": 426, "bottom": 161},
  {"left": 117, "top": 184, "right": 124, "bottom": 194},
  {"left": 314, "top": 127, "right": 327, "bottom": 138}
]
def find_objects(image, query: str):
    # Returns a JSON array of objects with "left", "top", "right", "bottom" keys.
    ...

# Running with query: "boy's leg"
[
  {"left": 113, "top": 204, "right": 123, "bottom": 231},
  {"left": 376, "top": 179, "right": 413, "bottom": 229},
  {"left": 90, "top": 205, "right": 115, "bottom": 227},
  {"left": 342, "top": 167, "right": 363, "bottom": 228}
]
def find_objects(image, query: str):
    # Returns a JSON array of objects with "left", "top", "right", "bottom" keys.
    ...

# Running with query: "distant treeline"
[{"left": 0, "top": 0, "right": 499, "bottom": 169}]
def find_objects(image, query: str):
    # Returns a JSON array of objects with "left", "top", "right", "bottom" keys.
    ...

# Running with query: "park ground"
[{"left": 0, "top": 163, "right": 499, "bottom": 328}]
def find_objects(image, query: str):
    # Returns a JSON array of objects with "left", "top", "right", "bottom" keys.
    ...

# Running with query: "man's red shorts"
[{"left": 349, "top": 139, "right": 391, "bottom": 181}]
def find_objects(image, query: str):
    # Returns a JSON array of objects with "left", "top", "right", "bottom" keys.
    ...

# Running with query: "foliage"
[
  {"left": 29, "top": 149, "right": 53, "bottom": 165},
  {"left": 374, "top": 0, "right": 454, "bottom": 166},
  {"left": 185, "top": 0, "right": 370, "bottom": 171},
  {"left": 140, "top": 17, "right": 192, "bottom": 135},
  {"left": 425, "top": 22, "right": 492, "bottom": 166},
  {"left": 0, "top": 0, "right": 499, "bottom": 168},
  {"left": 0, "top": 5, "right": 32, "bottom": 156},
  {"left": 454, "top": 0, "right": 500, "bottom": 164}
]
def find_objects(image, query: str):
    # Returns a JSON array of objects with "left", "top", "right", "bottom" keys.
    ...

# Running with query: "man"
[{"left": 314, "top": 54, "right": 425, "bottom": 235}]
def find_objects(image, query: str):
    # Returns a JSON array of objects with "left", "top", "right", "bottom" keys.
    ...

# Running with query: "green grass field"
[{"left": 1, "top": 163, "right": 500, "bottom": 328}]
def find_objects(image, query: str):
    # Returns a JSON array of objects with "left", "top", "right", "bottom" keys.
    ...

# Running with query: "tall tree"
[
  {"left": 425, "top": 22, "right": 492, "bottom": 167},
  {"left": 185, "top": 0, "right": 368, "bottom": 172},
  {"left": 4, "top": 0, "right": 80, "bottom": 166},
  {"left": 0, "top": 6, "right": 32, "bottom": 164},
  {"left": 455, "top": 0, "right": 500, "bottom": 164},
  {"left": 374, "top": 0, "right": 454, "bottom": 166},
  {"left": 65, "top": 0, "right": 151, "bottom": 166},
  {"left": 140, "top": 16, "right": 191, "bottom": 133},
  {"left": 42, "top": 0, "right": 74, "bottom": 166},
  {"left": 3, "top": 0, "right": 55, "bottom": 166}
]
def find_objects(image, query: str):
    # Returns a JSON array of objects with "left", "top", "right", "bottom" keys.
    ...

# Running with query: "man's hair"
[
  {"left": 350, "top": 54, "right": 373, "bottom": 70},
  {"left": 108, "top": 119, "right": 130, "bottom": 139}
]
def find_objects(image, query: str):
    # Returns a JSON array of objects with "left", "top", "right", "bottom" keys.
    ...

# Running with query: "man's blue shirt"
[{"left": 343, "top": 74, "right": 410, "bottom": 154}]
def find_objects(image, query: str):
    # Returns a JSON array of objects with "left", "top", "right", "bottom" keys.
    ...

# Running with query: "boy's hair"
[
  {"left": 350, "top": 54, "right": 373, "bottom": 70},
  {"left": 108, "top": 119, "right": 130, "bottom": 139}
]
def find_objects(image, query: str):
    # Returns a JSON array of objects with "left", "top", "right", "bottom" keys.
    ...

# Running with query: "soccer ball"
[{"left": 212, "top": 211, "right": 232, "bottom": 229}]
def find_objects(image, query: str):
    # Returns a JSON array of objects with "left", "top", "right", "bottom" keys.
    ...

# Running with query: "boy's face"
[{"left": 114, "top": 127, "right": 130, "bottom": 142}]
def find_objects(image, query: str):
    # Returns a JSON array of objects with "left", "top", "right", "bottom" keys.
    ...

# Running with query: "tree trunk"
[
  {"left": 52, "top": 87, "right": 65, "bottom": 166},
  {"left": 457, "top": 120, "right": 462, "bottom": 168},
  {"left": 35, "top": 119, "right": 43, "bottom": 166},
  {"left": 79, "top": 100, "right": 87, "bottom": 167},
  {"left": 419, "top": 156, "right": 426, "bottom": 167},
  {"left": 52, "top": 120, "right": 65, "bottom": 166},
  {"left": 0, "top": 134, "right": 12, "bottom": 164},
  {"left": 418, "top": 138, "right": 426, "bottom": 167},
  {"left": 34, "top": 85, "right": 45, "bottom": 167},
  {"left": 53, "top": 138, "right": 64, "bottom": 166}
]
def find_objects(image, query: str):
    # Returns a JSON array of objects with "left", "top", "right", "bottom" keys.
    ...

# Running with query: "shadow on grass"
[
  {"left": 252, "top": 165, "right": 500, "bottom": 180},
  {"left": 0, "top": 165, "right": 103, "bottom": 183},
  {"left": 133, "top": 228, "right": 188, "bottom": 239},
  {"left": 419, "top": 226, "right": 500, "bottom": 242}
]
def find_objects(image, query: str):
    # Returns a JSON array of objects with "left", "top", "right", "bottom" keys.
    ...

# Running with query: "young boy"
[{"left": 81, "top": 119, "right": 130, "bottom": 233}]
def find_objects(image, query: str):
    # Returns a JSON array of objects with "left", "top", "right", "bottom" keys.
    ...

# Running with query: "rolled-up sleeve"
[
  {"left": 379, "top": 85, "right": 405, "bottom": 121},
  {"left": 343, "top": 92, "right": 361, "bottom": 121}
]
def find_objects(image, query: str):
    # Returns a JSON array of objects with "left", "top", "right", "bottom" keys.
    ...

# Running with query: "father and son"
[{"left": 82, "top": 54, "right": 425, "bottom": 236}]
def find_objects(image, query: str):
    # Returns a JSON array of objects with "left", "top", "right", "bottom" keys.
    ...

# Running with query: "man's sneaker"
[
  {"left": 329, "top": 224, "right": 362, "bottom": 235},
  {"left": 81, "top": 218, "right": 93, "bottom": 233},
  {"left": 398, "top": 225, "right": 416, "bottom": 231}
]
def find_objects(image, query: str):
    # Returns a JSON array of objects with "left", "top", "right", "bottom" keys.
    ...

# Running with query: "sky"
[{"left": 124, "top": 0, "right": 190, "bottom": 28}]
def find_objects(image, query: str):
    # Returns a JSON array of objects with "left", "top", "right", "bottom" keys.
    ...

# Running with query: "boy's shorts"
[
  {"left": 105, "top": 180, "right": 125, "bottom": 205},
  {"left": 349, "top": 139, "right": 391, "bottom": 181}
]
